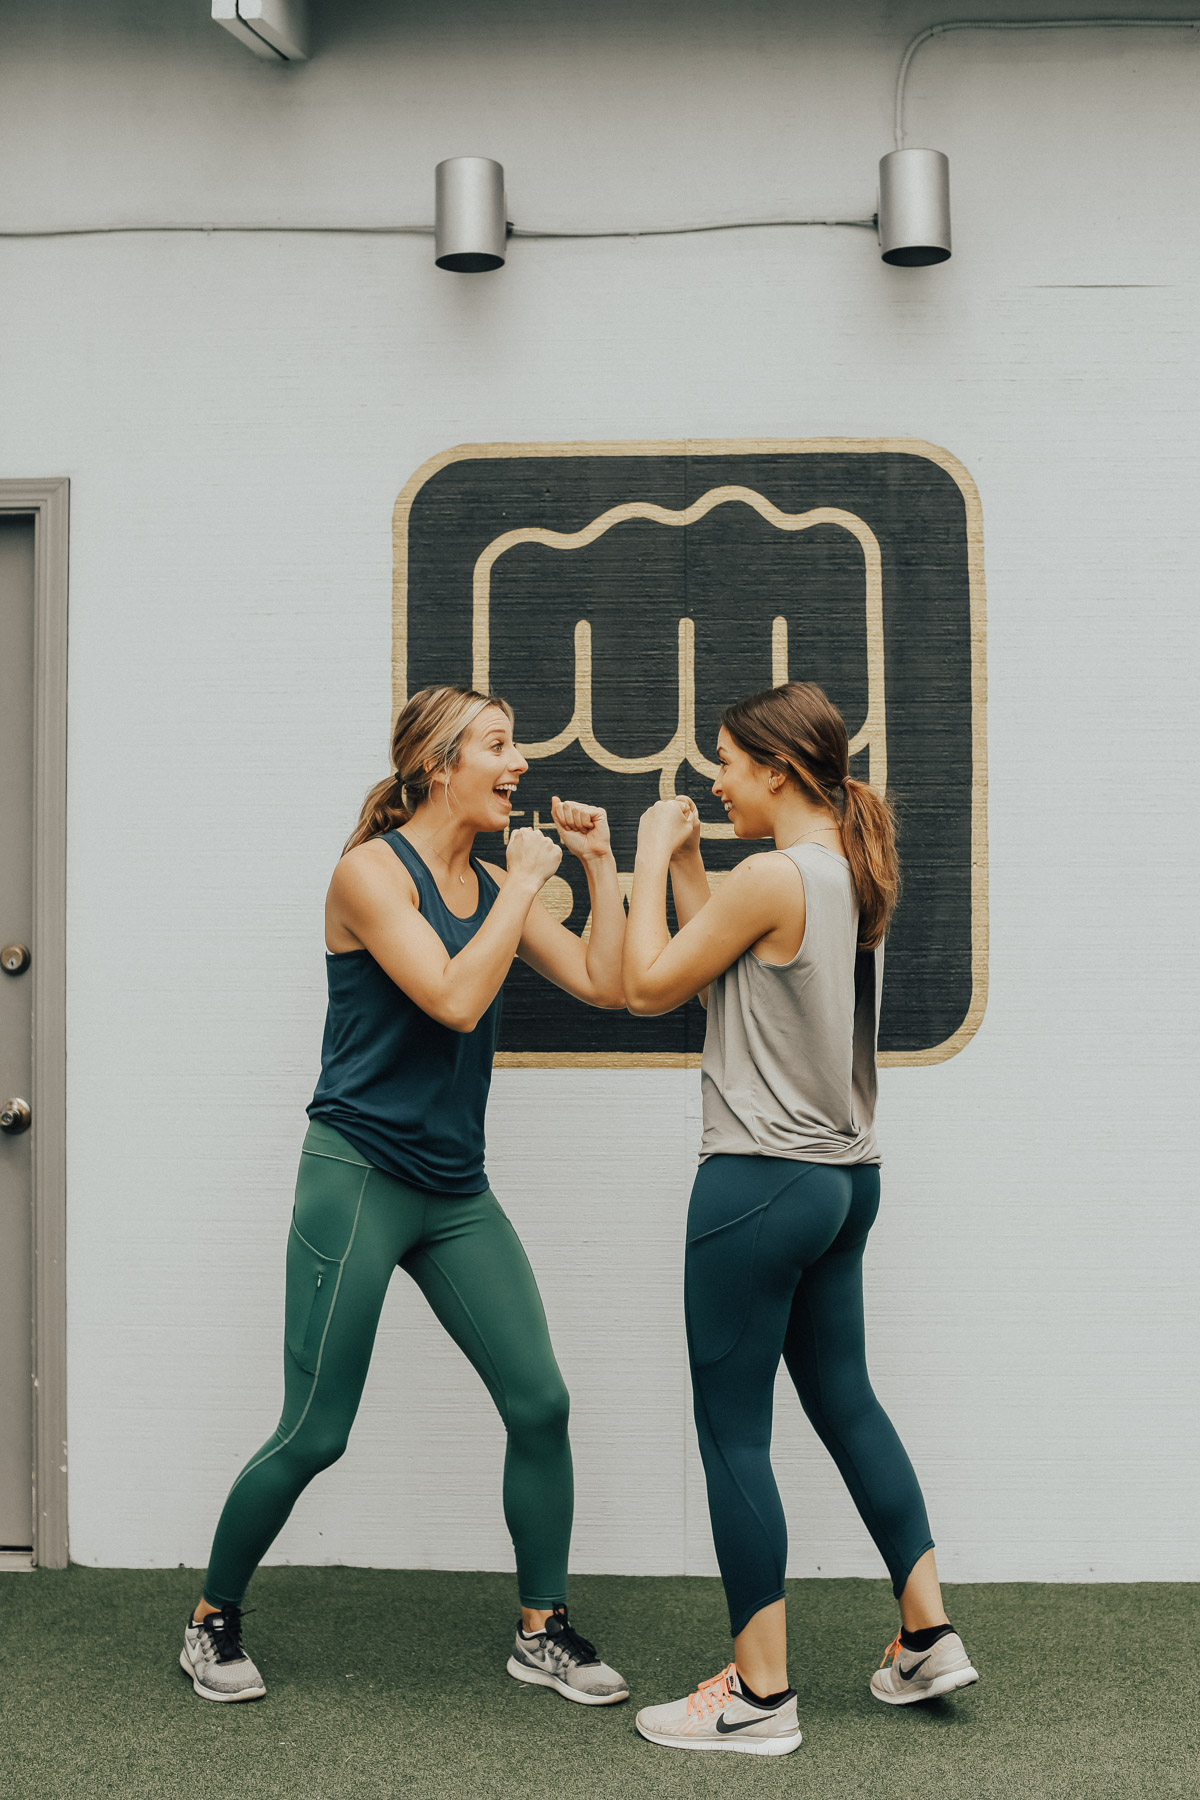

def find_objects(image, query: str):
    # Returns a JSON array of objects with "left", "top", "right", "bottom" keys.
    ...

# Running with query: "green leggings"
[{"left": 203, "top": 1121, "right": 573, "bottom": 1610}]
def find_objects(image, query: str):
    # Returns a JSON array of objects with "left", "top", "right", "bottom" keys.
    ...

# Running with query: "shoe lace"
[
  {"left": 545, "top": 1604, "right": 598, "bottom": 1666},
  {"left": 880, "top": 1631, "right": 902, "bottom": 1669},
  {"left": 203, "top": 1605, "right": 252, "bottom": 1664},
  {"left": 686, "top": 1664, "right": 735, "bottom": 1720}
]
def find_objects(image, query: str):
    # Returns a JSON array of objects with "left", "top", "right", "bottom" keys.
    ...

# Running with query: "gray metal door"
[{"left": 0, "top": 515, "right": 35, "bottom": 1550}]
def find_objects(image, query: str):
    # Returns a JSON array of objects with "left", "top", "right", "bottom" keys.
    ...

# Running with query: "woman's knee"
[
  {"left": 505, "top": 1372, "right": 570, "bottom": 1444},
  {"left": 795, "top": 1370, "right": 879, "bottom": 1441},
  {"left": 283, "top": 1420, "right": 352, "bottom": 1481},
  {"left": 693, "top": 1368, "right": 772, "bottom": 1459}
]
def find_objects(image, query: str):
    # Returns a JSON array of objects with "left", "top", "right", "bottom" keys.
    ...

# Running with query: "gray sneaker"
[
  {"left": 180, "top": 1606, "right": 267, "bottom": 1702},
  {"left": 870, "top": 1628, "right": 979, "bottom": 1704},
  {"left": 506, "top": 1604, "right": 629, "bottom": 1705},
  {"left": 635, "top": 1663, "right": 802, "bottom": 1756}
]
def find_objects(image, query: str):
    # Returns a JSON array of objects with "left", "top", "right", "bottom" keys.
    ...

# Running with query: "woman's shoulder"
[
  {"left": 726, "top": 848, "right": 808, "bottom": 895},
  {"left": 330, "top": 835, "right": 419, "bottom": 901},
  {"left": 779, "top": 842, "right": 852, "bottom": 892},
  {"left": 699, "top": 850, "right": 808, "bottom": 924}
]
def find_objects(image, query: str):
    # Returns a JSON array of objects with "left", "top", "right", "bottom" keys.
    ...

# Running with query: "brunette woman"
[
  {"left": 624, "top": 681, "right": 977, "bottom": 1757},
  {"left": 181, "top": 687, "right": 629, "bottom": 1707}
]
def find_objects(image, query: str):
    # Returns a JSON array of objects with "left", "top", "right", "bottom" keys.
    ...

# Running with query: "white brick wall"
[{"left": 1, "top": 0, "right": 1195, "bottom": 1580}]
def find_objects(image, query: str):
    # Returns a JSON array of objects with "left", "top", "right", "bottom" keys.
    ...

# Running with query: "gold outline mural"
[
  {"left": 472, "top": 489, "right": 886, "bottom": 826},
  {"left": 393, "top": 438, "right": 988, "bottom": 1071}
]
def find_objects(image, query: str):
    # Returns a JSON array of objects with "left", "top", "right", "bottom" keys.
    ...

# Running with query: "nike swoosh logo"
[
  {"left": 899, "top": 1655, "right": 932, "bottom": 1682},
  {"left": 715, "top": 1712, "right": 769, "bottom": 1734}
]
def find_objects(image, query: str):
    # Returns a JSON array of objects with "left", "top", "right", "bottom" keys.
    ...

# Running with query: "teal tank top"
[{"left": 307, "top": 831, "right": 502, "bottom": 1194}]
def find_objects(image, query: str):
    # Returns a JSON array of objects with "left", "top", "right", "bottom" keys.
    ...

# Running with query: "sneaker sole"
[
  {"left": 870, "top": 1665, "right": 979, "bottom": 1706},
  {"left": 506, "top": 1655, "right": 629, "bottom": 1706},
  {"left": 635, "top": 1718, "right": 802, "bottom": 1756},
  {"left": 180, "top": 1648, "right": 266, "bottom": 1703}
]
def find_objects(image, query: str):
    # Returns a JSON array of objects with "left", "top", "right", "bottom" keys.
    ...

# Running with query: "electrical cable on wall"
[
  {"left": 0, "top": 218, "right": 877, "bottom": 240},
  {"left": 895, "top": 16, "right": 1200, "bottom": 145},
  {"left": 4, "top": 17, "right": 1197, "bottom": 269}
]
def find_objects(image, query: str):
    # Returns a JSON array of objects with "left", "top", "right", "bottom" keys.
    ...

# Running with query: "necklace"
[
  {"left": 407, "top": 833, "right": 468, "bottom": 885},
  {"left": 784, "top": 826, "right": 843, "bottom": 850}
]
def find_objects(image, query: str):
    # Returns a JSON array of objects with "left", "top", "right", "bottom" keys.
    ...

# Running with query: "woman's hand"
[
  {"left": 669, "top": 794, "right": 702, "bottom": 863},
  {"left": 503, "top": 801, "right": 625, "bottom": 1010},
  {"left": 506, "top": 826, "right": 563, "bottom": 892},
  {"left": 637, "top": 795, "right": 699, "bottom": 861},
  {"left": 551, "top": 796, "right": 613, "bottom": 863}
]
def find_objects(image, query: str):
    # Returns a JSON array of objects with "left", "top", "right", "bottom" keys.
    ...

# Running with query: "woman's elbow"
[
  {"left": 432, "top": 1000, "right": 478, "bottom": 1033},
  {"left": 625, "top": 982, "right": 668, "bottom": 1017}
]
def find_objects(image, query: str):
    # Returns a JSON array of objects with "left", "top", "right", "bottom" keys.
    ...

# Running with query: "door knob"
[
  {"left": 0, "top": 1099, "right": 31, "bottom": 1134},
  {"left": 1, "top": 944, "right": 30, "bottom": 975}
]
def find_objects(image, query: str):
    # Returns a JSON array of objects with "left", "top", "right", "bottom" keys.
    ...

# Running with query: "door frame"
[{"left": 0, "top": 479, "right": 68, "bottom": 1568}]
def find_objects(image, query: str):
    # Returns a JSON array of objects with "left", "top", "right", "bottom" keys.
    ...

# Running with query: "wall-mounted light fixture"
[
  {"left": 212, "top": 0, "right": 309, "bottom": 63},
  {"left": 877, "top": 147, "right": 951, "bottom": 266},
  {"left": 435, "top": 158, "right": 508, "bottom": 272},
  {"left": 878, "top": 17, "right": 1200, "bottom": 271},
  {"left": 196, "top": 15, "right": 1200, "bottom": 276}
]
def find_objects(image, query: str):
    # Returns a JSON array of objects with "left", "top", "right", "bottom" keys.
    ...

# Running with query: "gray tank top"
[{"left": 700, "top": 843, "right": 883, "bottom": 1167}]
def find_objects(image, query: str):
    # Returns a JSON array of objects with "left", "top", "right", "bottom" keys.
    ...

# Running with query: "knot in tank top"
[
  {"left": 700, "top": 843, "right": 883, "bottom": 1167},
  {"left": 308, "top": 831, "right": 501, "bottom": 1193}
]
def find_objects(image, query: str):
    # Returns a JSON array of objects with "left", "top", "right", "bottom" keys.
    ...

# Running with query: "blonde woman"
[
  {"left": 625, "top": 681, "right": 978, "bottom": 1757},
  {"left": 181, "top": 687, "right": 629, "bottom": 1708}
]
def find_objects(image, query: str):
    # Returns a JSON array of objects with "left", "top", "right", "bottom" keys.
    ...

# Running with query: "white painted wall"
[{"left": 2, "top": 0, "right": 1197, "bottom": 1583}]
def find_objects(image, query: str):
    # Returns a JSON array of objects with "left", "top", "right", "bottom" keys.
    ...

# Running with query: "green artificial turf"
[{"left": 3, "top": 1569, "right": 1196, "bottom": 1800}]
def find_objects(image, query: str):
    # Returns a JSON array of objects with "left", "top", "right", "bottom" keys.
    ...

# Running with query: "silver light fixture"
[
  {"left": 435, "top": 158, "right": 507, "bottom": 272},
  {"left": 211, "top": 0, "right": 309, "bottom": 61},
  {"left": 877, "top": 148, "right": 951, "bottom": 266}
]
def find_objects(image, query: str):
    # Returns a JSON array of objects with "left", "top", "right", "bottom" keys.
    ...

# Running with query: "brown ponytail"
[
  {"left": 343, "top": 686, "right": 514, "bottom": 854},
  {"left": 837, "top": 773, "right": 899, "bottom": 950},
  {"left": 719, "top": 681, "right": 899, "bottom": 949}
]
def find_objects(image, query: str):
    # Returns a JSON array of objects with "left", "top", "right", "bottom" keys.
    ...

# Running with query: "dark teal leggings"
[
  {"left": 686, "top": 1155, "right": 934, "bottom": 1637},
  {"left": 203, "top": 1121, "right": 572, "bottom": 1610}
]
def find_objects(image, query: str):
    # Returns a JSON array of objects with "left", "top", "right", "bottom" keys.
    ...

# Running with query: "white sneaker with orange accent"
[
  {"left": 635, "top": 1664, "right": 802, "bottom": 1756},
  {"left": 870, "top": 1628, "right": 979, "bottom": 1704}
]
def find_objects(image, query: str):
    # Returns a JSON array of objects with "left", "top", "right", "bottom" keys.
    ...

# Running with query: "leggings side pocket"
[
  {"left": 685, "top": 1203, "right": 769, "bottom": 1368},
  {"left": 284, "top": 1151, "right": 369, "bottom": 1375},
  {"left": 285, "top": 1228, "right": 341, "bottom": 1374}
]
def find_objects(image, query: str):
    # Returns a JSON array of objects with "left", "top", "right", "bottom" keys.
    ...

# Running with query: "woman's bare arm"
[
  {"left": 482, "top": 798, "right": 626, "bottom": 1008},
  {"left": 499, "top": 854, "right": 626, "bottom": 1008},
  {"left": 666, "top": 806, "right": 713, "bottom": 1004},
  {"left": 328, "top": 829, "right": 560, "bottom": 1032},
  {"left": 623, "top": 800, "right": 805, "bottom": 1016}
]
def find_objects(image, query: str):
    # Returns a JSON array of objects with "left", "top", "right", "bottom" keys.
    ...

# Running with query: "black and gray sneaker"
[
  {"left": 507, "top": 1604, "right": 629, "bottom": 1705},
  {"left": 180, "top": 1606, "right": 267, "bottom": 1702}
]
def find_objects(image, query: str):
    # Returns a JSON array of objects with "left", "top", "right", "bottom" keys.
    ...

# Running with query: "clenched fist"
[
  {"left": 637, "top": 795, "right": 700, "bottom": 860},
  {"left": 505, "top": 826, "right": 563, "bottom": 891},
  {"left": 551, "top": 796, "right": 613, "bottom": 862}
]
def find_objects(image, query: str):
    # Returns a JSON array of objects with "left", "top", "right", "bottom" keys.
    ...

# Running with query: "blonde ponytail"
[
  {"left": 343, "top": 686, "right": 513, "bottom": 854},
  {"left": 343, "top": 772, "right": 411, "bottom": 854}
]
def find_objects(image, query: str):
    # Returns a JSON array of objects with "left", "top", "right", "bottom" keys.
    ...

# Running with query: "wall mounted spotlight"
[
  {"left": 877, "top": 148, "right": 951, "bottom": 266},
  {"left": 435, "top": 158, "right": 508, "bottom": 272}
]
